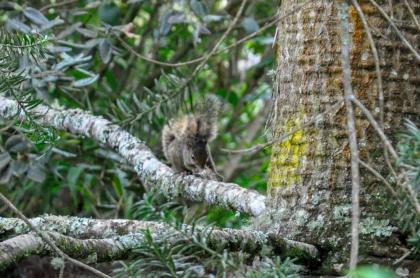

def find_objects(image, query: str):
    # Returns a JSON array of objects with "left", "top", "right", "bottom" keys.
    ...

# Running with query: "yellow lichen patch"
[{"left": 268, "top": 108, "right": 309, "bottom": 188}]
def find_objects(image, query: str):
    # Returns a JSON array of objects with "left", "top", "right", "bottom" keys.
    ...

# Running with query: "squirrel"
[{"left": 162, "top": 95, "right": 223, "bottom": 181}]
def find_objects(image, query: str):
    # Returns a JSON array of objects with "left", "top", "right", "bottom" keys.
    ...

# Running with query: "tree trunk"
[{"left": 261, "top": 0, "right": 419, "bottom": 271}]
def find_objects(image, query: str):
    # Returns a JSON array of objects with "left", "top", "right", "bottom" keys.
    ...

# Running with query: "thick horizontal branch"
[
  {"left": 0, "top": 215, "right": 319, "bottom": 263},
  {"left": 0, "top": 231, "right": 145, "bottom": 271},
  {"left": 0, "top": 96, "right": 266, "bottom": 216}
]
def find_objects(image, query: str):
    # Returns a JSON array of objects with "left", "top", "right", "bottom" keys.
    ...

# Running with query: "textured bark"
[
  {"left": 0, "top": 232, "right": 144, "bottom": 271},
  {"left": 263, "top": 0, "right": 419, "bottom": 269},
  {"left": 0, "top": 96, "right": 266, "bottom": 216},
  {"left": 0, "top": 215, "right": 319, "bottom": 270}
]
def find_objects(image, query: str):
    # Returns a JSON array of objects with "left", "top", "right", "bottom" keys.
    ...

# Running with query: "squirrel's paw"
[
  {"left": 194, "top": 168, "right": 223, "bottom": 181},
  {"left": 173, "top": 169, "right": 192, "bottom": 177}
]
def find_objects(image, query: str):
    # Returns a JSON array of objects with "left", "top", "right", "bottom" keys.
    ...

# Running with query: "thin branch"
[
  {"left": 181, "top": 0, "right": 248, "bottom": 89},
  {"left": 223, "top": 103, "right": 269, "bottom": 181},
  {"left": 350, "top": 0, "right": 401, "bottom": 201},
  {"left": 40, "top": 0, "right": 78, "bottom": 12},
  {"left": 222, "top": 99, "right": 344, "bottom": 154},
  {"left": 368, "top": 0, "right": 420, "bottom": 62},
  {"left": 0, "top": 193, "right": 110, "bottom": 278},
  {"left": 393, "top": 248, "right": 414, "bottom": 265},
  {"left": 0, "top": 96, "right": 266, "bottom": 216},
  {"left": 339, "top": 1, "right": 361, "bottom": 269},
  {"left": 117, "top": 0, "right": 248, "bottom": 69},
  {"left": 59, "top": 263, "right": 65, "bottom": 278},
  {"left": 358, "top": 159, "right": 397, "bottom": 197},
  {"left": 118, "top": 37, "right": 203, "bottom": 67},
  {"left": 351, "top": 98, "right": 398, "bottom": 160},
  {"left": 352, "top": 96, "right": 406, "bottom": 206},
  {"left": 350, "top": 0, "right": 384, "bottom": 125},
  {"left": 403, "top": 0, "right": 420, "bottom": 31}
]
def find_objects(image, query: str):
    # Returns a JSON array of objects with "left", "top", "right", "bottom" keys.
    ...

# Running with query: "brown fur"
[{"left": 162, "top": 96, "right": 223, "bottom": 181}]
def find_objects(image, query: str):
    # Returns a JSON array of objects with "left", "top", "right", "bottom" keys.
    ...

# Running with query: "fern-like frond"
[
  {"left": 0, "top": 29, "right": 49, "bottom": 58},
  {"left": 0, "top": 29, "right": 57, "bottom": 144}
]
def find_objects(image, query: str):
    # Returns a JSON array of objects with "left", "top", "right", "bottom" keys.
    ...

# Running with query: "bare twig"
[
  {"left": 351, "top": 98, "right": 398, "bottom": 160},
  {"left": 393, "top": 248, "right": 414, "bottom": 265},
  {"left": 351, "top": 0, "right": 384, "bottom": 125},
  {"left": 352, "top": 97, "right": 406, "bottom": 205},
  {"left": 0, "top": 193, "right": 110, "bottom": 278},
  {"left": 339, "top": 1, "right": 360, "bottom": 269},
  {"left": 358, "top": 159, "right": 397, "bottom": 197},
  {"left": 118, "top": 0, "right": 248, "bottom": 69},
  {"left": 59, "top": 264, "right": 65, "bottom": 278},
  {"left": 350, "top": 0, "right": 401, "bottom": 202},
  {"left": 185, "top": 0, "right": 248, "bottom": 86},
  {"left": 40, "top": 0, "right": 78, "bottom": 12},
  {"left": 222, "top": 99, "right": 344, "bottom": 154},
  {"left": 403, "top": 0, "right": 420, "bottom": 31},
  {"left": 223, "top": 103, "right": 269, "bottom": 181},
  {"left": 118, "top": 37, "right": 203, "bottom": 67},
  {"left": 369, "top": 0, "right": 420, "bottom": 62}
]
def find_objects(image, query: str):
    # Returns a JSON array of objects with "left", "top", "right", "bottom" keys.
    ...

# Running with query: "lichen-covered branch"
[
  {"left": 0, "top": 231, "right": 145, "bottom": 271},
  {"left": 0, "top": 193, "right": 110, "bottom": 278},
  {"left": 0, "top": 96, "right": 266, "bottom": 216},
  {"left": 0, "top": 215, "right": 319, "bottom": 259}
]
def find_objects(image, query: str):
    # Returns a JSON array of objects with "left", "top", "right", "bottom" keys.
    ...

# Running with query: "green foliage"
[
  {"left": 132, "top": 192, "right": 184, "bottom": 223},
  {"left": 396, "top": 120, "right": 420, "bottom": 253},
  {"left": 246, "top": 257, "right": 303, "bottom": 278},
  {"left": 0, "top": 1, "right": 292, "bottom": 276},
  {"left": 0, "top": 29, "right": 57, "bottom": 144},
  {"left": 0, "top": 29, "right": 48, "bottom": 70},
  {"left": 348, "top": 265, "right": 397, "bottom": 278},
  {"left": 398, "top": 120, "right": 420, "bottom": 189},
  {"left": 359, "top": 217, "right": 397, "bottom": 238},
  {"left": 115, "top": 193, "right": 302, "bottom": 278},
  {"left": 0, "top": 0, "right": 274, "bottom": 217}
]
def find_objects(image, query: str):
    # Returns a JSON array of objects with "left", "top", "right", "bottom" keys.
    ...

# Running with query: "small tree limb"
[{"left": 338, "top": 1, "right": 361, "bottom": 270}]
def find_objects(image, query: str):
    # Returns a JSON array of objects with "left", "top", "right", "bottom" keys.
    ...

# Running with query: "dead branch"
[{"left": 338, "top": 1, "right": 361, "bottom": 269}]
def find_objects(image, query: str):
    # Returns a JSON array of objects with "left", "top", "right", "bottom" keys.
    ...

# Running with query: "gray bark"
[
  {"left": 0, "top": 215, "right": 319, "bottom": 270},
  {"left": 263, "top": 0, "right": 419, "bottom": 270}
]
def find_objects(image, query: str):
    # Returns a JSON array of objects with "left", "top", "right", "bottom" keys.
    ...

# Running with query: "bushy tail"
[
  {"left": 162, "top": 123, "right": 175, "bottom": 160},
  {"left": 195, "top": 95, "right": 222, "bottom": 142}
]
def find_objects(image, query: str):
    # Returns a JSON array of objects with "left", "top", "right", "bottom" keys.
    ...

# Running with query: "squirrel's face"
[{"left": 187, "top": 138, "right": 208, "bottom": 167}]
